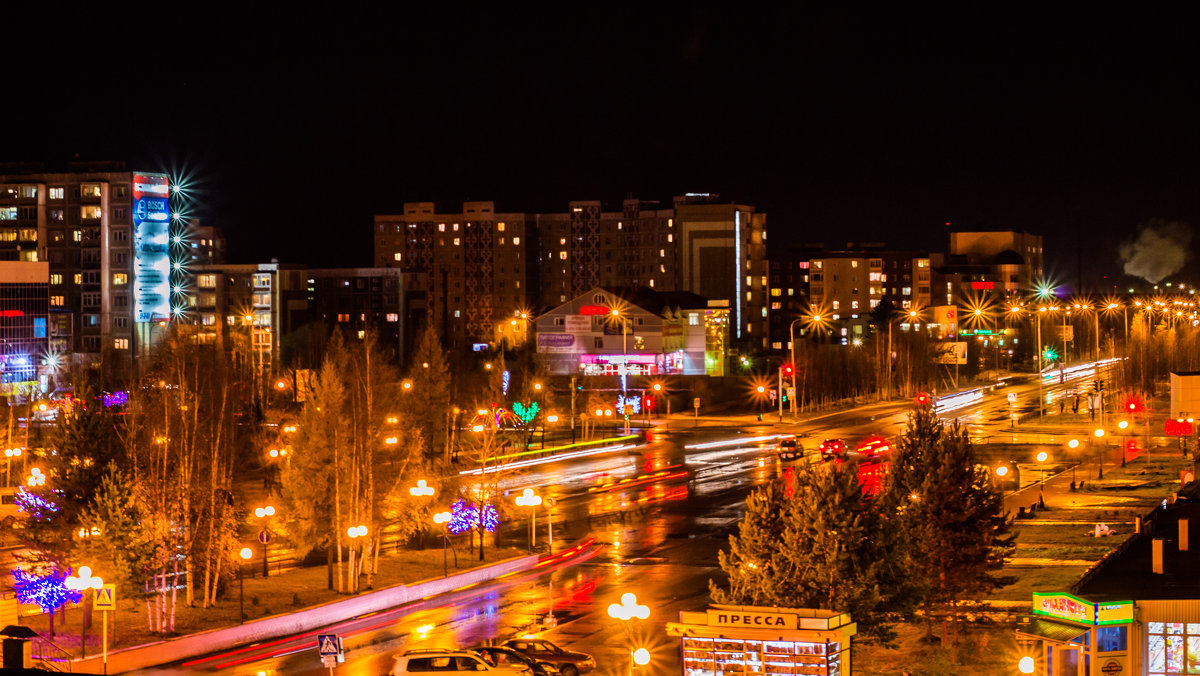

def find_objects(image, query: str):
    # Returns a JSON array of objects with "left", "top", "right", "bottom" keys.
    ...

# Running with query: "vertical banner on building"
[{"left": 132, "top": 173, "right": 171, "bottom": 323}]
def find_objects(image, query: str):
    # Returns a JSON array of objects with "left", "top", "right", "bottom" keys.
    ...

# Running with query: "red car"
[
  {"left": 855, "top": 436, "right": 892, "bottom": 459},
  {"left": 818, "top": 439, "right": 847, "bottom": 459}
]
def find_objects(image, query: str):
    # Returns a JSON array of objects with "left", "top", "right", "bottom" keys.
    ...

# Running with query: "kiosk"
[
  {"left": 666, "top": 605, "right": 856, "bottom": 676},
  {"left": 1016, "top": 593, "right": 1134, "bottom": 675}
]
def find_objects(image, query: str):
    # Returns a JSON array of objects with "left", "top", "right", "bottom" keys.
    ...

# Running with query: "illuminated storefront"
[
  {"left": 667, "top": 605, "right": 856, "bottom": 676},
  {"left": 1016, "top": 593, "right": 1133, "bottom": 675},
  {"left": 535, "top": 287, "right": 725, "bottom": 376}
]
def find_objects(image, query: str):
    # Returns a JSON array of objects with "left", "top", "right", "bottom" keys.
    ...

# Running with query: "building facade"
[
  {"left": 534, "top": 287, "right": 728, "bottom": 377},
  {"left": 374, "top": 194, "right": 767, "bottom": 351},
  {"left": 0, "top": 164, "right": 193, "bottom": 375},
  {"left": 306, "top": 267, "right": 404, "bottom": 358}
]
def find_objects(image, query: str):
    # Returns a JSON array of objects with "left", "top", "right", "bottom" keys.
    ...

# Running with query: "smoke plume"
[{"left": 1119, "top": 220, "right": 1193, "bottom": 284}]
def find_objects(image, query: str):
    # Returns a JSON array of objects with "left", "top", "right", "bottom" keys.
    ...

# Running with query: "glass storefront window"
[
  {"left": 1097, "top": 625, "right": 1127, "bottom": 652},
  {"left": 1148, "top": 622, "right": 1200, "bottom": 675}
]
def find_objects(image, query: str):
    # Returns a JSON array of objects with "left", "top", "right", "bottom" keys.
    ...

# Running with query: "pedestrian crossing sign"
[
  {"left": 93, "top": 584, "right": 116, "bottom": 611},
  {"left": 318, "top": 634, "right": 341, "bottom": 657}
]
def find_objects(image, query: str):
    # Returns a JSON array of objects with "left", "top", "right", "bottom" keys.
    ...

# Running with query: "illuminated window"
[
  {"left": 559, "top": 251, "right": 567, "bottom": 260},
  {"left": 649, "top": 279, "right": 655, "bottom": 288},
  {"left": 202, "top": 314, "right": 216, "bottom": 326},
  {"left": 869, "top": 272, "right": 881, "bottom": 281},
  {"left": 761, "top": 308, "right": 768, "bottom": 317},
  {"left": 112, "top": 273, "right": 128, "bottom": 285},
  {"left": 902, "top": 300, "right": 912, "bottom": 309},
  {"left": 336, "top": 313, "right": 350, "bottom": 323},
  {"left": 394, "top": 252, "right": 402, "bottom": 260},
  {"left": 452, "top": 223, "right": 459, "bottom": 231},
  {"left": 746, "top": 275, "right": 752, "bottom": 287},
  {"left": 870, "top": 287, "right": 877, "bottom": 295},
  {"left": 667, "top": 233, "right": 673, "bottom": 242},
  {"left": 357, "top": 330, "right": 366, "bottom": 340},
  {"left": 917, "top": 259, "right": 929, "bottom": 268},
  {"left": 560, "top": 238, "right": 567, "bottom": 245},
  {"left": 438, "top": 224, "right": 445, "bottom": 232},
  {"left": 198, "top": 274, "right": 217, "bottom": 288},
  {"left": 832, "top": 301, "right": 840, "bottom": 310},
  {"left": 49, "top": 187, "right": 64, "bottom": 200},
  {"left": 851, "top": 261, "right": 859, "bottom": 268},
  {"left": 512, "top": 237, "right": 520, "bottom": 245},
  {"left": 851, "top": 301, "right": 859, "bottom": 309},
  {"left": 660, "top": 249, "right": 665, "bottom": 257},
  {"left": 497, "top": 223, "right": 505, "bottom": 232},
  {"left": 771, "top": 288, "right": 781, "bottom": 297},
  {"left": 50, "top": 274, "right": 62, "bottom": 285},
  {"left": 254, "top": 273, "right": 271, "bottom": 288},
  {"left": 453, "top": 238, "right": 460, "bottom": 246},
  {"left": 113, "top": 338, "right": 129, "bottom": 350},
  {"left": 787, "top": 288, "right": 794, "bottom": 296},
  {"left": 771, "top": 302, "right": 781, "bottom": 310},
  {"left": 50, "top": 295, "right": 64, "bottom": 306},
  {"left": 499, "top": 237, "right": 505, "bottom": 245},
  {"left": 689, "top": 313, "right": 699, "bottom": 325},
  {"left": 81, "top": 184, "right": 101, "bottom": 198},
  {"left": 814, "top": 260, "right": 823, "bottom": 269},
  {"left": 80, "top": 206, "right": 101, "bottom": 219},
  {"left": 760, "top": 276, "right": 767, "bottom": 287},
  {"left": 870, "top": 299, "right": 880, "bottom": 308},
  {"left": 454, "top": 310, "right": 461, "bottom": 317},
  {"left": 386, "top": 313, "right": 398, "bottom": 322},
  {"left": 903, "top": 287, "right": 912, "bottom": 295}
]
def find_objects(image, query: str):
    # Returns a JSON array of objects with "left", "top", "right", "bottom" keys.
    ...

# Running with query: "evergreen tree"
[
  {"left": 882, "top": 403, "right": 1016, "bottom": 647},
  {"left": 405, "top": 322, "right": 451, "bottom": 461},
  {"left": 711, "top": 463, "right": 913, "bottom": 643}
]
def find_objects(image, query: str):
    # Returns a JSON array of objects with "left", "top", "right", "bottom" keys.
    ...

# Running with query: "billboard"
[
  {"left": 537, "top": 333, "right": 576, "bottom": 353},
  {"left": 132, "top": 173, "right": 171, "bottom": 323},
  {"left": 934, "top": 341, "right": 968, "bottom": 365}
]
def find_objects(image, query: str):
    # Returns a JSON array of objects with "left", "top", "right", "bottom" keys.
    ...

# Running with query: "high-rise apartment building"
[
  {"left": 306, "top": 267, "right": 404, "bottom": 359},
  {"left": 374, "top": 194, "right": 768, "bottom": 351},
  {"left": 373, "top": 202, "right": 537, "bottom": 352},
  {"left": 186, "top": 264, "right": 309, "bottom": 370},
  {"left": 0, "top": 163, "right": 188, "bottom": 374}
]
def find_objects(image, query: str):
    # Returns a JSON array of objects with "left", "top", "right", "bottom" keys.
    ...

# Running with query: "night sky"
[{"left": 5, "top": 8, "right": 1198, "bottom": 291}]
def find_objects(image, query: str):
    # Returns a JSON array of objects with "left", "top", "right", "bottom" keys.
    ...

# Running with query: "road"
[{"left": 154, "top": 361, "right": 1122, "bottom": 675}]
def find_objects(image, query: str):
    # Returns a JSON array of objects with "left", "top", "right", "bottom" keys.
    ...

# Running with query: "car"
[
  {"left": 854, "top": 435, "right": 892, "bottom": 459},
  {"left": 503, "top": 639, "right": 595, "bottom": 676},
  {"left": 818, "top": 438, "right": 847, "bottom": 459},
  {"left": 776, "top": 437, "right": 803, "bottom": 461},
  {"left": 475, "top": 646, "right": 560, "bottom": 676},
  {"left": 392, "top": 649, "right": 531, "bottom": 676}
]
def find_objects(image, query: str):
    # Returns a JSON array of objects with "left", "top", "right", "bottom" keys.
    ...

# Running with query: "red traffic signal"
[
  {"left": 915, "top": 393, "right": 931, "bottom": 406},
  {"left": 782, "top": 363, "right": 795, "bottom": 376},
  {"left": 1125, "top": 397, "right": 1144, "bottom": 413}
]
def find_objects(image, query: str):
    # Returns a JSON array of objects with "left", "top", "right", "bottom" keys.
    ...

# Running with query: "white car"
[{"left": 392, "top": 649, "right": 532, "bottom": 676}]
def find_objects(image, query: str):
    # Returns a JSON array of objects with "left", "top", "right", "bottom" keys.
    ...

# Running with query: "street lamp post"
[
  {"left": 1094, "top": 428, "right": 1106, "bottom": 479},
  {"left": 608, "top": 592, "right": 651, "bottom": 676},
  {"left": 346, "top": 525, "right": 368, "bottom": 592},
  {"left": 254, "top": 505, "right": 276, "bottom": 577},
  {"left": 65, "top": 566, "right": 103, "bottom": 659},
  {"left": 515, "top": 488, "right": 542, "bottom": 552},
  {"left": 410, "top": 479, "right": 435, "bottom": 549},
  {"left": 238, "top": 547, "right": 253, "bottom": 623},
  {"left": 433, "top": 511, "right": 455, "bottom": 576},
  {"left": 1067, "top": 439, "right": 1080, "bottom": 486},
  {"left": 788, "top": 318, "right": 804, "bottom": 418}
]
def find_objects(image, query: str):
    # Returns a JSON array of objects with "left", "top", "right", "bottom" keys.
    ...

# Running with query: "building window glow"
[
  {"left": 833, "top": 301, "right": 840, "bottom": 310},
  {"left": 394, "top": 252, "right": 402, "bottom": 260},
  {"left": 113, "top": 338, "right": 129, "bottom": 350},
  {"left": 113, "top": 273, "right": 128, "bottom": 285},
  {"left": 559, "top": 251, "right": 567, "bottom": 260},
  {"left": 512, "top": 237, "right": 520, "bottom": 245},
  {"left": 497, "top": 223, "right": 505, "bottom": 232}
]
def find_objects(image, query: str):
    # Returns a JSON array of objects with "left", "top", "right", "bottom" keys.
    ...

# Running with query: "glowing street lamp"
[
  {"left": 515, "top": 488, "right": 543, "bottom": 552},
  {"left": 27, "top": 467, "right": 45, "bottom": 487},
  {"left": 1019, "top": 655, "right": 1035, "bottom": 674},
  {"left": 410, "top": 479, "right": 435, "bottom": 497},
  {"left": 609, "top": 592, "right": 652, "bottom": 676},
  {"left": 433, "top": 511, "right": 454, "bottom": 576},
  {"left": 1094, "top": 428, "right": 1106, "bottom": 479},
  {"left": 254, "top": 506, "right": 276, "bottom": 577},
  {"left": 66, "top": 566, "right": 104, "bottom": 659},
  {"left": 238, "top": 547, "right": 253, "bottom": 623}
]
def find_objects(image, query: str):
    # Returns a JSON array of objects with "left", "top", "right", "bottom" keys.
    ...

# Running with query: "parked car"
[
  {"left": 854, "top": 435, "right": 892, "bottom": 460},
  {"left": 503, "top": 639, "right": 595, "bottom": 676},
  {"left": 776, "top": 436, "right": 803, "bottom": 461},
  {"left": 392, "top": 649, "right": 531, "bottom": 676},
  {"left": 818, "top": 439, "right": 847, "bottom": 459},
  {"left": 475, "top": 646, "right": 560, "bottom": 676}
]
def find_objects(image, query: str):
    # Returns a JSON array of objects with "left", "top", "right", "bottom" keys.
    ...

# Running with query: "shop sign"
[
  {"left": 565, "top": 316, "right": 592, "bottom": 333},
  {"left": 706, "top": 609, "right": 798, "bottom": 630},
  {"left": 1096, "top": 601, "right": 1133, "bottom": 625},
  {"left": 537, "top": 334, "right": 576, "bottom": 353},
  {"left": 1101, "top": 658, "right": 1124, "bottom": 675},
  {"left": 1033, "top": 593, "right": 1092, "bottom": 624}
]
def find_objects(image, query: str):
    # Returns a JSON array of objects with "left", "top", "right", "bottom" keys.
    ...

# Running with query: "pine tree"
[
  {"left": 406, "top": 322, "right": 451, "bottom": 461},
  {"left": 883, "top": 403, "right": 1017, "bottom": 648},
  {"left": 711, "top": 463, "right": 913, "bottom": 643}
]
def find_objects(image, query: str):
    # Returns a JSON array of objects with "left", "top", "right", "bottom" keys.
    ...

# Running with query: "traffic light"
[
  {"left": 1125, "top": 397, "right": 1144, "bottom": 414},
  {"left": 782, "top": 363, "right": 794, "bottom": 377},
  {"left": 915, "top": 392, "right": 931, "bottom": 407},
  {"left": 1042, "top": 347, "right": 1059, "bottom": 360}
]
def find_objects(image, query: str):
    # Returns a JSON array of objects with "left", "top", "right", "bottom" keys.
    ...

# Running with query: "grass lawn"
[
  {"left": 855, "top": 620, "right": 1022, "bottom": 675},
  {"left": 21, "top": 545, "right": 527, "bottom": 658}
]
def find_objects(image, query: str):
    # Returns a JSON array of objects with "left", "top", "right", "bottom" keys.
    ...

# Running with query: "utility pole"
[{"left": 570, "top": 376, "right": 577, "bottom": 443}]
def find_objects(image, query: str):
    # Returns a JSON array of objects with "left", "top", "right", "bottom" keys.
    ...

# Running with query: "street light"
[
  {"left": 515, "top": 488, "right": 542, "bottom": 552},
  {"left": 409, "top": 479, "right": 435, "bottom": 497},
  {"left": 238, "top": 547, "right": 253, "bottom": 623},
  {"left": 608, "top": 592, "right": 651, "bottom": 676},
  {"left": 433, "top": 511, "right": 454, "bottom": 576},
  {"left": 1019, "top": 655, "right": 1035, "bottom": 674},
  {"left": 1036, "top": 451, "right": 1049, "bottom": 490},
  {"left": 254, "top": 505, "right": 276, "bottom": 577},
  {"left": 66, "top": 566, "right": 103, "bottom": 659},
  {"left": 1094, "top": 428, "right": 1106, "bottom": 479}
]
